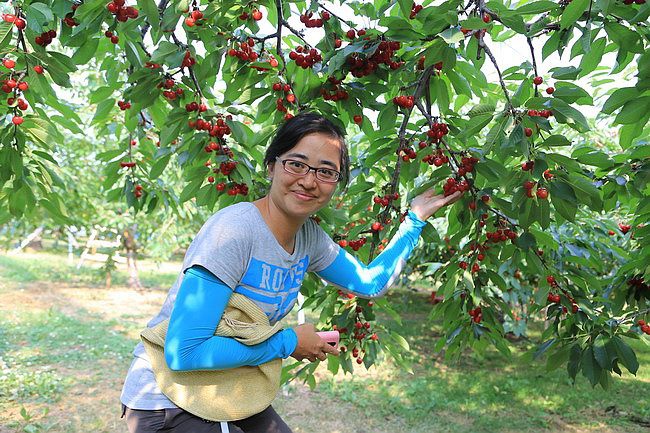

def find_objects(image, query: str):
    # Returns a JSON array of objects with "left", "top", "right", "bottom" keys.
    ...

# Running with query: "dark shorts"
[{"left": 122, "top": 404, "right": 293, "bottom": 433}]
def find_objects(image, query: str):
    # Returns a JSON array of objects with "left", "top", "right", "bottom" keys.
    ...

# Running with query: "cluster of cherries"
[
  {"left": 522, "top": 180, "right": 548, "bottom": 199},
  {"left": 619, "top": 222, "right": 632, "bottom": 234},
  {"left": 117, "top": 100, "right": 131, "bottom": 110},
  {"left": 288, "top": 46, "right": 322, "bottom": 69},
  {"left": 299, "top": 10, "right": 330, "bottom": 27},
  {"left": 320, "top": 76, "right": 349, "bottom": 102},
  {"left": 104, "top": 30, "right": 120, "bottom": 44},
  {"left": 347, "top": 40, "right": 403, "bottom": 78},
  {"left": 106, "top": 0, "right": 139, "bottom": 22},
  {"left": 63, "top": 4, "right": 80, "bottom": 27},
  {"left": 393, "top": 95, "right": 414, "bottom": 109},
  {"left": 218, "top": 160, "right": 238, "bottom": 176},
  {"left": 346, "top": 28, "right": 366, "bottom": 39},
  {"left": 239, "top": 8, "right": 263, "bottom": 21},
  {"left": 1, "top": 78, "right": 28, "bottom": 94},
  {"left": 181, "top": 51, "right": 196, "bottom": 68},
  {"left": 133, "top": 184, "right": 143, "bottom": 198},
  {"left": 202, "top": 140, "right": 233, "bottom": 156},
  {"left": 338, "top": 237, "right": 367, "bottom": 251},
  {"left": 158, "top": 78, "right": 184, "bottom": 101},
  {"left": 485, "top": 227, "right": 518, "bottom": 243},
  {"left": 185, "top": 101, "right": 208, "bottom": 113},
  {"left": 373, "top": 192, "right": 399, "bottom": 207},
  {"left": 531, "top": 76, "right": 556, "bottom": 95},
  {"left": 184, "top": 9, "right": 204, "bottom": 27},
  {"left": 34, "top": 29, "right": 57, "bottom": 47},
  {"left": 638, "top": 319, "right": 650, "bottom": 335},
  {"left": 442, "top": 177, "right": 471, "bottom": 196},
  {"left": 425, "top": 122, "right": 450, "bottom": 143},
  {"left": 188, "top": 117, "right": 232, "bottom": 138},
  {"left": 216, "top": 182, "right": 248, "bottom": 196},
  {"left": 468, "top": 306, "right": 482, "bottom": 323},
  {"left": 2, "top": 13, "right": 26, "bottom": 29},
  {"left": 409, "top": 2, "right": 424, "bottom": 19},
  {"left": 546, "top": 276, "right": 579, "bottom": 313},
  {"left": 422, "top": 148, "right": 449, "bottom": 166},
  {"left": 399, "top": 147, "right": 418, "bottom": 163},
  {"left": 228, "top": 39, "right": 258, "bottom": 62},
  {"left": 416, "top": 56, "right": 444, "bottom": 71}
]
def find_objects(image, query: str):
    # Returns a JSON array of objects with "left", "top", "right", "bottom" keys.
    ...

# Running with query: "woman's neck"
[{"left": 253, "top": 196, "right": 305, "bottom": 253}]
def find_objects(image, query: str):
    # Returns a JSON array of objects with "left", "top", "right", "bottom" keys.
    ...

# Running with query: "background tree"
[{"left": 0, "top": 0, "right": 648, "bottom": 388}]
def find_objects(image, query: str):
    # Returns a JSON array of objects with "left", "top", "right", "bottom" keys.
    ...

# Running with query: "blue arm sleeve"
[
  {"left": 164, "top": 266, "right": 298, "bottom": 372},
  {"left": 316, "top": 210, "right": 427, "bottom": 298}
]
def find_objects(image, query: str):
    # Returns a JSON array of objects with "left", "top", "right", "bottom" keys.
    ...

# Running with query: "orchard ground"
[{"left": 1, "top": 250, "right": 649, "bottom": 433}]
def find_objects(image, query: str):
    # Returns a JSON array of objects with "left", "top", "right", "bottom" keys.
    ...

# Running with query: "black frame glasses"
[{"left": 276, "top": 157, "right": 341, "bottom": 183}]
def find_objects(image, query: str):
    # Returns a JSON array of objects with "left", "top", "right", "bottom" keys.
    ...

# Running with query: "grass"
[{"left": 1, "top": 250, "right": 649, "bottom": 433}]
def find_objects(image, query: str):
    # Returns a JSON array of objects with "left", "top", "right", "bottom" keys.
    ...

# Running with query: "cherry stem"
[
  {"left": 314, "top": 1, "right": 355, "bottom": 28},
  {"left": 477, "top": 39, "right": 514, "bottom": 115},
  {"left": 527, "top": 37, "right": 539, "bottom": 98}
]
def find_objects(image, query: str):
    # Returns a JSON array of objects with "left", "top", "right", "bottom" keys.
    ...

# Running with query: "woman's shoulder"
[{"left": 197, "top": 202, "right": 259, "bottom": 238}]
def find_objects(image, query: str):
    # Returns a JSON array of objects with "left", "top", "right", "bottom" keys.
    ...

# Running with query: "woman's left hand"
[{"left": 410, "top": 189, "right": 464, "bottom": 221}]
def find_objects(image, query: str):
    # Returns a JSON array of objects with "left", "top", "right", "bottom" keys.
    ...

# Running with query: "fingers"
[{"left": 321, "top": 342, "right": 340, "bottom": 356}]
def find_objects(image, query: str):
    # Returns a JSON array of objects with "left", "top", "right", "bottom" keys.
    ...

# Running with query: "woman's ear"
[{"left": 267, "top": 162, "right": 275, "bottom": 180}]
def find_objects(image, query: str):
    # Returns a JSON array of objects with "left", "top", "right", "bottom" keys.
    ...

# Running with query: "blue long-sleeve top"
[{"left": 164, "top": 211, "right": 426, "bottom": 371}]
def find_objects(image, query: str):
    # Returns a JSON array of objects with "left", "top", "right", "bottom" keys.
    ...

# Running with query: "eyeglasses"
[{"left": 276, "top": 157, "right": 341, "bottom": 183}]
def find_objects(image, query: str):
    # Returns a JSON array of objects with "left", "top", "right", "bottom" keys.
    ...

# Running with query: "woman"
[{"left": 120, "top": 112, "right": 462, "bottom": 432}]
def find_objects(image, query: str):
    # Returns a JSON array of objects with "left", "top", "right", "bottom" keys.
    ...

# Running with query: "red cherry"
[
  {"left": 2, "top": 58, "right": 16, "bottom": 69},
  {"left": 533, "top": 76, "right": 543, "bottom": 85},
  {"left": 524, "top": 127, "right": 532, "bottom": 137},
  {"left": 546, "top": 275, "right": 556, "bottom": 285},
  {"left": 353, "top": 115, "right": 362, "bottom": 125},
  {"left": 371, "top": 222, "right": 381, "bottom": 231},
  {"left": 482, "top": 14, "right": 491, "bottom": 23},
  {"left": 252, "top": 9, "right": 263, "bottom": 20},
  {"left": 338, "top": 240, "right": 348, "bottom": 248},
  {"left": 346, "top": 29, "right": 356, "bottom": 39},
  {"left": 12, "top": 115, "right": 23, "bottom": 125},
  {"left": 33, "top": 65, "right": 44, "bottom": 74},
  {"left": 185, "top": 17, "right": 195, "bottom": 27},
  {"left": 546, "top": 87, "right": 555, "bottom": 95},
  {"left": 536, "top": 187, "right": 548, "bottom": 199}
]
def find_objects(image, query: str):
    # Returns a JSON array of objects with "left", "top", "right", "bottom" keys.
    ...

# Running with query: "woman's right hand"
[{"left": 290, "top": 323, "right": 339, "bottom": 362}]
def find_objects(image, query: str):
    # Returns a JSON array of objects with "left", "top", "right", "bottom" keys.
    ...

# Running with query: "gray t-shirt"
[{"left": 120, "top": 202, "right": 339, "bottom": 409}]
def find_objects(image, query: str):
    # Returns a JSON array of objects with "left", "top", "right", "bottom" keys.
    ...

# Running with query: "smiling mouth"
[{"left": 292, "top": 191, "right": 317, "bottom": 200}]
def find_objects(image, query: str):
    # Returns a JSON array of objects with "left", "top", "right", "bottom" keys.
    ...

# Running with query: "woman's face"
[{"left": 267, "top": 132, "right": 342, "bottom": 221}]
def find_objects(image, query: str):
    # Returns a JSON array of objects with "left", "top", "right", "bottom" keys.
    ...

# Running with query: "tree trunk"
[{"left": 122, "top": 225, "right": 143, "bottom": 290}]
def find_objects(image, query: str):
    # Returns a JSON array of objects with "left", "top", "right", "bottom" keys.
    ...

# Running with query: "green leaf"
[
  {"left": 516, "top": 1, "right": 560, "bottom": 14},
  {"left": 614, "top": 97, "right": 650, "bottom": 125},
  {"left": 467, "top": 103, "right": 495, "bottom": 118},
  {"left": 0, "top": 22, "right": 13, "bottom": 51},
  {"left": 550, "top": 98, "right": 589, "bottom": 132},
  {"left": 150, "top": 155, "right": 171, "bottom": 179},
  {"left": 560, "top": 0, "right": 589, "bottom": 30},
  {"left": 549, "top": 66, "right": 582, "bottom": 80},
  {"left": 612, "top": 336, "right": 639, "bottom": 375},
  {"left": 541, "top": 135, "right": 571, "bottom": 147},
  {"left": 151, "top": 41, "right": 180, "bottom": 63},
  {"left": 602, "top": 87, "right": 639, "bottom": 114},
  {"left": 593, "top": 335, "right": 609, "bottom": 369},
  {"left": 92, "top": 99, "right": 116, "bottom": 124},
  {"left": 72, "top": 37, "right": 100, "bottom": 65},
  {"left": 581, "top": 346, "right": 601, "bottom": 386}
]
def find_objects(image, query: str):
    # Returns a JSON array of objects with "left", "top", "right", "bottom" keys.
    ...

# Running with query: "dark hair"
[{"left": 264, "top": 112, "right": 350, "bottom": 186}]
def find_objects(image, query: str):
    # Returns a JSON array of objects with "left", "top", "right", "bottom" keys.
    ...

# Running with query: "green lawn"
[{"left": 1, "top": 251, "right": 648, "bottom": 432}]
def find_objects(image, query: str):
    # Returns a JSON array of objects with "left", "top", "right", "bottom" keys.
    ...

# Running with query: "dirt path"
[{"left": 0, "top": 282, "right": 641, "bottom": 433}]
